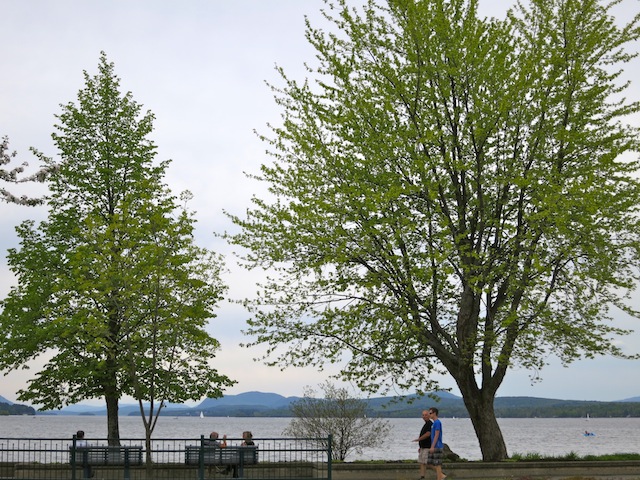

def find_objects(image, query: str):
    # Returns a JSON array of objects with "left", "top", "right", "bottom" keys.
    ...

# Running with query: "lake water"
[{"left": 1, "top": 415, "right": 638, "bottom": 461}]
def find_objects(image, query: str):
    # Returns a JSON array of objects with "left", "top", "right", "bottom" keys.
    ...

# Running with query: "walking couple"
[{"left": 413, "top": 408, "right": 446, "bottom": 480}]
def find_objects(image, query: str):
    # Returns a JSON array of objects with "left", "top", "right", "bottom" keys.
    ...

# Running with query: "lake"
[{"left": 1, "top": 415, "right": 638, "bottom": 461}]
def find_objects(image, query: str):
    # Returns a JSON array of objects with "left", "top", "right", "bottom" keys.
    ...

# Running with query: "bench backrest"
[
  {"left": 184, "top": 445, "right": 258, "bottom": 465},
  {"left": 69, "top": 446, "right": 143, "bottom": 465}
]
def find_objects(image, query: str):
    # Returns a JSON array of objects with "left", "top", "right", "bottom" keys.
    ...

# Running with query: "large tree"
[
  {"left": 229, "top": 0, "right": 640, "bottom": 461},
  {"left": 0, "top": 53, "right": 234, "bottom": 444}
]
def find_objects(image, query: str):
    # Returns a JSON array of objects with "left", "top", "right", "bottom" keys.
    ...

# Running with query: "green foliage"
[
  {"left": 283, "top": 382, "right": 391, "bottom": 461},
  {"left": 229, "top": 0, "right": 640, "bottom": 461},
  {"left": 0, "top": 53, "right": 234, "bottom": 441}
]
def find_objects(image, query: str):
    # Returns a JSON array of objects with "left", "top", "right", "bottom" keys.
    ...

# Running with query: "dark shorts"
[{"left": 427, "top": 448, "right": 443, "bottom": 466}]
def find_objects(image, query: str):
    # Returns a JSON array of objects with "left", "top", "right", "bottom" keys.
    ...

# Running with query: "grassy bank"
[{"left": 508, "top": 452, "right": 640, "bottom": 462}]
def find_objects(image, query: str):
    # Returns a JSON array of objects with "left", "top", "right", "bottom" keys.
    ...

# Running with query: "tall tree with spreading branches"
[
  {"left": 229, "top": 0, "right": 640, "bottom": 461},
  {"left": 0, "top": 53, "right": 234, "bottom": 445}
]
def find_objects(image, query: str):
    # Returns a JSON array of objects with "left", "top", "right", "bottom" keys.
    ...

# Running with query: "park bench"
[
  {"left": 69, "top": 445, "right": 143, "bottom": 479},
  {"left": 185, "top": 445, "right": 258, "bottom": 478}
]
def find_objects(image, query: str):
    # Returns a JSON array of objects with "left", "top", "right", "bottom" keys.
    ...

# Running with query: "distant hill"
[
  {"left": 0, "top": 395, "right": 38, "bottom": 415},
  {"left": 52, "top": 401, "right": 190, "bottom": 417},
  {"left": 0, "top": 401, "right": 36, "bottom": 416},
  {"left": 178, "top": 391, "right": 303, "bottom": 418},
  {"left": 620, "top": 396, "right": 640, "bottom": 402},
  {"left": 55, "top": 404, "right": 104, "bottom": 415},
  {"left": 198, "top": 391, "right": 300, "bottom": 410}
]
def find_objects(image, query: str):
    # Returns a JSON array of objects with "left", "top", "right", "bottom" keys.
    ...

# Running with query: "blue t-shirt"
[{"left": 431, "top": 418, "right": 443, "bottom": 449}]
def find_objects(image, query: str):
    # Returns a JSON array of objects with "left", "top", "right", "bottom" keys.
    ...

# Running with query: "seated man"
[
  {"left": 203, "top": 431, "right": 227, "bottom": 447},
  {"left": 202, "top": 431, "right": 230, "bottom": 475}
]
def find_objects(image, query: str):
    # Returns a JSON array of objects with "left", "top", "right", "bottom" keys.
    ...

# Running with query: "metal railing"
[{"left": 0, "top": 435, "right": 332, "bottom": 480}]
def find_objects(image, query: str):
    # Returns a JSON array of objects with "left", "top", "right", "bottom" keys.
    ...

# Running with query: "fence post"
[
  {"left": 70, "top": 435, "right": 77, "bottom": 480},
  {"left": 327, "top": 434, "right": 332, "bottom": 480},
  {"left": 123, "top": 447, "right": 131, "bottom": 480},
  {"left": 198, "top": 435, "right": 205, "bottom": 480},
  {"left": 238, "top": 447, "right": 245, "bottom": 478}
]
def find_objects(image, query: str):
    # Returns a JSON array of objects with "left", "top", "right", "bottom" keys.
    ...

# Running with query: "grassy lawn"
[{"left": 505, "top": 452, "right": 640, "bottom": 462}]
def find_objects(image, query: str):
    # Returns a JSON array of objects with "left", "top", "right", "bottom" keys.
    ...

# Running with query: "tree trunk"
[
  {"left": 451, "top": 287, "right": 509, "bottom": 461},
  {"left": 145, "top": 432, "right": 155, "bottom": 480},
  {"left": 459, "top": 386, "right": 508, "bottom": 461},
  {"left": 106, "top": 394, "right": 121, "bottom": 446},
  {"left": 145, "top": 434, "right": 153, "bottom": 464}
]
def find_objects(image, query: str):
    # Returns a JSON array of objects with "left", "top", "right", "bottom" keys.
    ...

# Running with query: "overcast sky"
[{"left": 1, "top": 0, "right": 639, "bottom": 406}]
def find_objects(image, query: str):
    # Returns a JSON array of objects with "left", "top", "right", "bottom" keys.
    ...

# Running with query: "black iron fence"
[{"left": 0, "top": 436, "right": 332, "bottom": 480}]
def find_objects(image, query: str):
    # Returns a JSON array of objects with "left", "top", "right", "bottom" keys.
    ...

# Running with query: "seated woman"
[{"left": 241, "top": 431, "right": 255, "bottom": 446}]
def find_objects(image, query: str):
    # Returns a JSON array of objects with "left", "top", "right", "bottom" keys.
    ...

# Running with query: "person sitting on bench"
[{"left": 204, "top": 431, "right": 227, "bottom": 447}]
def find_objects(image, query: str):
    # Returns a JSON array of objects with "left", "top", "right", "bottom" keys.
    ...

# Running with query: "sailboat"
[{"left": 200, "top": 411, "right": 204, "bottom": 419}]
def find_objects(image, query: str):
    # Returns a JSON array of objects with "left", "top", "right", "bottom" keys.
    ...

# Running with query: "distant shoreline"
[{"left": 3, "top": 390, "right": 637, "bottom": 418}]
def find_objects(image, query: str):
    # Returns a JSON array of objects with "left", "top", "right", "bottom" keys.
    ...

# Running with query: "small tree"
[
  {"left": 284, "top": 382, "right": 391, "bottom": 461},
  {"left": 123, "top": 191, "right": 235, "bottom": 464}
]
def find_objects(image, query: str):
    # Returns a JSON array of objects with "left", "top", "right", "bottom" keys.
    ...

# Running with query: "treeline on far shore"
[
  {"left": 172, "top": 397, "right": 640, "bottom": 419},
  {"left": 192, "top": 401, "right": 640, "bottom": 419},
  {"left": 363, "top": 397, "right": 640, "bottom": 419}
]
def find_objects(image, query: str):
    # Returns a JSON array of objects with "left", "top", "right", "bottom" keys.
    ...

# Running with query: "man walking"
[
  {"left": 413, "top": 410, "right": 432, "bottom": 480},
  {"left": 427, "top": 408, "right": 446, "bottom": 480}
]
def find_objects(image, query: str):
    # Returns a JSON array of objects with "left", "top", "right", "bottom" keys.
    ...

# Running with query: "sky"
[{"left": 1, "top": 0, "right": 639, "bottom": 406}]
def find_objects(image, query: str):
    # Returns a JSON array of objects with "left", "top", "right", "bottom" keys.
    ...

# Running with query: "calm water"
[{"left": 1, "top": 415, "right": 639, "bottom": 461}]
